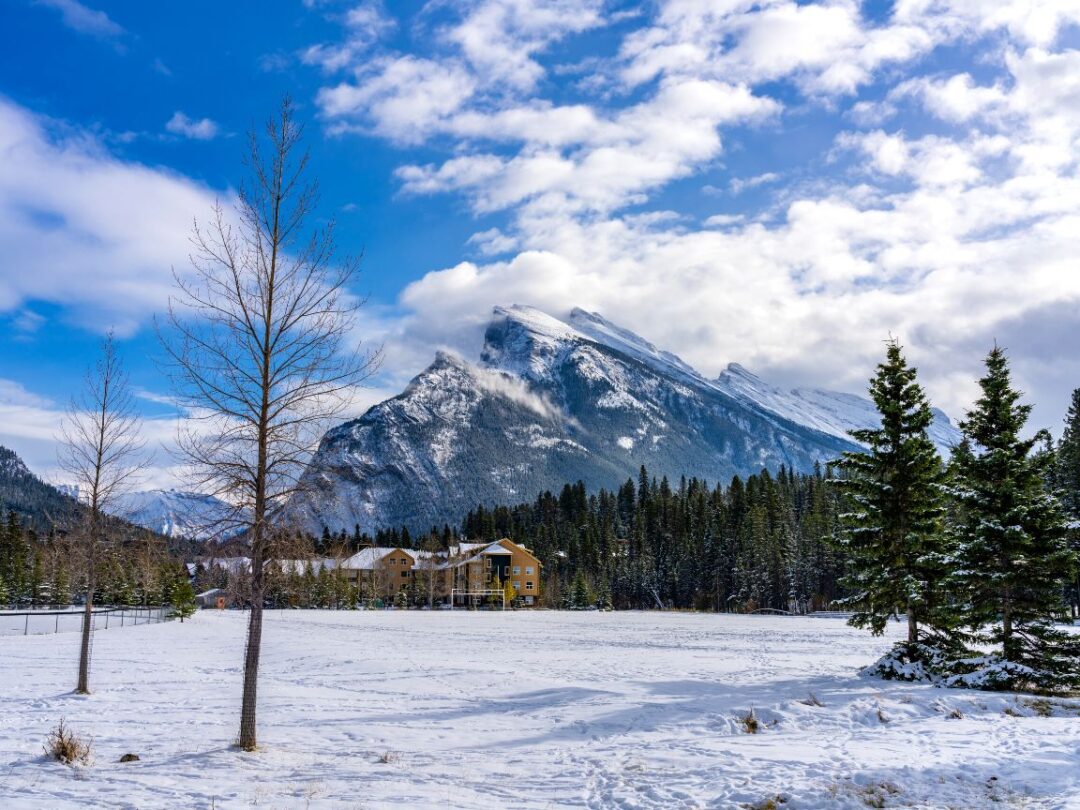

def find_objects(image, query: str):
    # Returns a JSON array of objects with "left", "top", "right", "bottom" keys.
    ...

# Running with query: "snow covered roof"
[
  {"left": 193, "top": 557, "right": 251, "bottom": 574},
  {"left": 340, "top": 547, "right": 417, "bottom": 570},
  {"left": 278, "top": 558, "right": 342, "bottom": 575}
]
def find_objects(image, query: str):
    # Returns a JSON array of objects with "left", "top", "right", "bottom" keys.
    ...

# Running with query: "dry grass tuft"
[
  {"left": 44, "top": 719, "right": 91, "bottom": 765},
  {"left": 377, "top": 750, "right": 399, "bottom": 764},
  {"left": 740, "top": 708, "right": 760, "bottom": 734},
  {"left": 800, "top": 692, "right": 825, "bottom": 707}
]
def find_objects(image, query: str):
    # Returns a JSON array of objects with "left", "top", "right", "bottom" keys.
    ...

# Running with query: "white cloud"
[
  {"left": 730, "top": 172, "right": 781, "bottom": 195},
  {"left": 301, "top": 2, "right": 397, "bottom": 73},
  {"left": 302, "top": 0, "right": 1080, "bottom": 430},
  {"left": 395, "top": 80, "right": 778, "bottom": 213},
  {"left": 35, "top": 0, "right": 124, "bottom": 40},
  {"left": 318, "top": 55, "right": 478, "bottom": 142},
  {"left": 165, "top": 111, "right": 220, "bottom": 140},
  {"left": 617, "top": 0, "right": 936, "bottom": 95},
  {"left": 440, "top": 0, "right": 605, "bottom": 91},
  {"left": 0, "top": 97, "right": 223, "bottom": 332},
  {"left": 0, "top": 376, "right": 187, "bottom": 489}
]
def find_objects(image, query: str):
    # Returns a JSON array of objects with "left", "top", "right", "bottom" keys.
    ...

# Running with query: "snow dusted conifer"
[
  {"left": 948, "top": 347, "right": 1079, "bottom": 690},
  {"left": 1056, "top": 388, "right": 1080, "bottom": 615},
  {"left": 172, "top": 578, "right": 197, "bottom": 622},
  {"left": 1055, "top": 388, "right": 1080, "bottom": 519},
  {"left": 831, "top": 339, "right": 951, "bottom": 645}
]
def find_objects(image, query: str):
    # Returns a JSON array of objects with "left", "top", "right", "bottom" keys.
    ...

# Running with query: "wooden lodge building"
[{"left": 339, "top": 538, "right": 542, "bottom": 606}]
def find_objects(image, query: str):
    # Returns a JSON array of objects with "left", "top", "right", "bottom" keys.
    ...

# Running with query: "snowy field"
[{"left": 1, "top": 611, "right": 1078, "bottom": 809}]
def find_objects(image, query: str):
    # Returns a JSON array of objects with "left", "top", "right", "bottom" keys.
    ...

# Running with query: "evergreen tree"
[
  {"left": 1056, "top": 388, "right": 1080, "bottom": 519},
  {"left": 1056, "top": 389, "right": 1080, "bottom": 616},
  {"left": 949, "top": 347, "right": 1079, "bottom": 690},
  {"left": 52, "top": 559, "right": 71, "bottom": 608},
  {"left": 569, "top": 570, "right": 591, "bottom": 610},
  {"left": 831, "top": 340, "right": 951, "bottom": 644},
  {"left": 171, "top": 578, "right": 198, "bottom": 622},
  {"left": 27, "top": 550, "right": 45, "bottom": 607}
]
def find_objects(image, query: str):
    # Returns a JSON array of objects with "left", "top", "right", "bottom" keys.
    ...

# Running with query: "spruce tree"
[
  {"left": 949, "top": 347, "right": 1079, "bottom": 690},
  {"left": 831, "top": 340, "right": 950, "bottom": 645},
  {"left": 171, "top": 578, "right": 198, "bottom": 622},
  {"left": 570, "top": 570, "right": 590, "bottom": 610},
  {"left": 1056, "top": 388, "right": 1080, "bottom": 519},
  {"left": 1056, "top": 389, "right": 1080, "bottom": 616}
]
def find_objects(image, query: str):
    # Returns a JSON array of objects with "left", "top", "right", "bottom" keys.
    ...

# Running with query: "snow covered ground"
[{"left": 1, "top": 611, "right": 1078, "bottom": 809}]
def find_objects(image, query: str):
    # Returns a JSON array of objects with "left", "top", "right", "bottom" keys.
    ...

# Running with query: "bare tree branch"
[{"left": 161, "top": 95, "right": 381, "bottom": 751}]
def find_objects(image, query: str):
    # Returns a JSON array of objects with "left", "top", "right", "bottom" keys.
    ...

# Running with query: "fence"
[{"left": 0, "top": 606, "right": 171, "bottom": 637}]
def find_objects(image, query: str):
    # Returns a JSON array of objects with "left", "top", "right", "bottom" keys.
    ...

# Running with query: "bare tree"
[
  {"left": 164, "top": 96, "right": 379, "bottom": 751},
  {"left": 58, "top": 333, "right": 146, "bottom": 694}
]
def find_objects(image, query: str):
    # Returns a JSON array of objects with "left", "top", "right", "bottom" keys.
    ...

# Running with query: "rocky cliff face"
[{"left": 290, "top": 305, "right": 953, "bottom": 535}]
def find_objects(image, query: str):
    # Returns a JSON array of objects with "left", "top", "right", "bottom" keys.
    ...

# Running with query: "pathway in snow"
[{"left": 1, "top": 611, "right": 1078, "bottom": 809}]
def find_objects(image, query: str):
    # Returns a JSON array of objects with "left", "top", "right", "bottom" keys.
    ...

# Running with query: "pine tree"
[
  {"left": 52, "top": 559, "right": 71, "bottom": 608},
  {"left": 569, "top": 570, "right": 591, "bottom": 610},
  {"left": 1056, "top": 388, "right": 1080, "bottom": 519},
  {"left": 831, "top": 340, "right": 951, "bottom": 645},
  {"left": 171, "top": 578, "right": 198, "bottom": 622},
  {"left": 1056, "top": 389, "right": 1080, "bottom": 617},
  {"left": 949, "top": 347, "right": 1079, "bottom": 690}
]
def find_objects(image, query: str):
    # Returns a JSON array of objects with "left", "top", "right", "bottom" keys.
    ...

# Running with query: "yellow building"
[
  {"left": 339, "top": 539, "right": 542, "bottom": 607},
  {"left": 445, "top": 538, "right": 542, "bottom": 607}
]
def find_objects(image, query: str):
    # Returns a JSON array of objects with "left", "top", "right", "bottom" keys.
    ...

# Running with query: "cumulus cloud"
[
  {"left": 0, "top": 97, "right": 222, "bottom": 332},
  {"left": 0, "top": 376, "right": 187, "bottom": 489},
  {"left": 325, "top": 1, "right": 1079, "bottom": 429},
  {"left": 165, "top": 111, "right": 220, "bottom": 140},
  {"left": 301, "top": 1, "right": 397, "bottom": 73}
]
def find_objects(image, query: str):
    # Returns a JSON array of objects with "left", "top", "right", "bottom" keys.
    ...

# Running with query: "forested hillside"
[
  {"left": 459, "top": 465, "right": 843, "bottom": 612},
  {"left": 0, "top": 445, "right": 80, "bottom": 532}
]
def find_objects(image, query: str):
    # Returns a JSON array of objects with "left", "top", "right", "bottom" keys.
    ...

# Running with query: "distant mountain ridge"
[
  {"left": 0, "top": 445, "right": 81, "bottom": 530},
  {"left": 287, "top": 305, "right": 960, "bottom": 535},
  {"left": 109, "top": 489, "right": 239, "bottom": 541}
]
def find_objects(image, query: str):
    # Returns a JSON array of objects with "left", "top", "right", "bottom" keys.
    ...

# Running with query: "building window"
[
  {"left": 524, "top": 596, "right": 534, "bottom": 605},
  {"left": 401, "top": 558, "right": 409, "bottom": 565},
  {"left": 512, "top": 566, "right": 520, "bottom": 575},
  {"left": 389, "top": 558, "right": 396, "bottom": 565},
  {"left": 525, "top": 566, "right": 534, "bottom": 575},
  {"left": 512, "top": 581, "right": 520, "bottom": 590},
  {"left": 525, "top": 581, "right": 534, "bottom": 590},
  {"left": 401, "top": 571, "right": 408, "bottom": 578},
  {"left": 485, "top": 558, "right": 491, "bottom": 567}
]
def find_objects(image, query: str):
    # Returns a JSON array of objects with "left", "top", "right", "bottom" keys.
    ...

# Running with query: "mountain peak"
[{"left": 722, "top": 362, "right": 761, "bottom": 380}]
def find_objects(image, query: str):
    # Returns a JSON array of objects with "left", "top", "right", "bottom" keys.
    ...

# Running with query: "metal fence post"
[{"left": 25, "top": 614, "right": 29, "bottom": 636}]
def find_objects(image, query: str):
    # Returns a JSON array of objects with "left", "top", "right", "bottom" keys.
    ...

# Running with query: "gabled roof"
[{"left": 341, "top": 547, "right": 395, "bottom": 570}]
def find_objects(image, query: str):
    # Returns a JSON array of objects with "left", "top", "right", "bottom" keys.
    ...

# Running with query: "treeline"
[
  {"left": 0, "top": 510, "right": 187, "bottom": 608},
  {"left": 461, "top": 464, "right": 843, "bottom": 612}
]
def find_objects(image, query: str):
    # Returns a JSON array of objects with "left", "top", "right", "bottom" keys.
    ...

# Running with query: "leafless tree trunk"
[
  {"left": 163, "top": 96, "right": 379, "bottom": 751},
  {"left": 58, "top": 334, "right": 146, "bottom": 694}
]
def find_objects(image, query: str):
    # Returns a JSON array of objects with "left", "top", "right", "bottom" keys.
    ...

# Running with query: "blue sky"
[{"left": 2, "top": 0, "right": 1080, "bottom": 485}]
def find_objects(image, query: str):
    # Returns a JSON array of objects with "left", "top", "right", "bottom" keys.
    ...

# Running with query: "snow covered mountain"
[
  {"left": 109, "top": 489, "right": 239, "bottom": 541},
  {"left": 288, "top": 305, "right": 953, "bottom": 535},
  {"left": 714, "top": 363, "right": 961, "bottom": 456}
]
